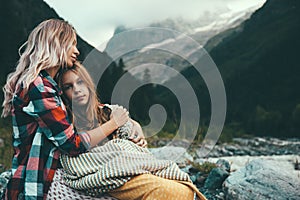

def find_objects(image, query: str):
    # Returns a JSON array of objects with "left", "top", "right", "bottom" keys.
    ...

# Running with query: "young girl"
[
  {"left": 57, "top": 62, "right": 207, "bottom": 200},
  {"left": 1, "top": 19, "right": 129, "bottom": 199},
  {"left": 58, "top": 60, "right": 147, "bottom": 147}
]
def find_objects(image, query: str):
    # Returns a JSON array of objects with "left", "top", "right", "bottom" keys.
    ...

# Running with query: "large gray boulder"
[
  {"left": 224, "top": 158, "right": 300, "bottom": 200},
  {"left": 149, "top": 146, "right": 193, "bottom": 167}
]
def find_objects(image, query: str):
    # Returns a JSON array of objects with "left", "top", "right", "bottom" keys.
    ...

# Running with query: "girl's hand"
[
  {"left": 129, "top": 119, "right": 147, "bottom": 148},
  {"left": 109, "top": 106, "right": 129, "bottom": 129}
]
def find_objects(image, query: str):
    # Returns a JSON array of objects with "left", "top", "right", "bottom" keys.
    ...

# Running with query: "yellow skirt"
[{"left": 108, "top": 174, "right": 207, "bottom": 200}]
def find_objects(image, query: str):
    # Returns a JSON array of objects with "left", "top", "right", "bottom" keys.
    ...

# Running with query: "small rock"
[
  {"left": 215, "top": 192, "right": 225, "bottom": 200},
  {"left": 216, "top": 159, "right": 231, "bottom": 172},
  {"left": 295, "top": 159, "right": 299, "bottom": 170},
  {"left": 190, "top": 174, "right": 197, "bottom": 183},
  {"left": 196, "top": 173, "right": 208, "bottom": 185},
  {"left": 204, "top": 167, "right": 229, "bottom": 190}
]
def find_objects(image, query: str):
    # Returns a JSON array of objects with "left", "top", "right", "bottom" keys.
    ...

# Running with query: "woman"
[
  {"left": 57, "top": 62, "right": 207, "bottom": 200},
  {"left": 1, "top": 19, "right": 129, "bottom": 200}
]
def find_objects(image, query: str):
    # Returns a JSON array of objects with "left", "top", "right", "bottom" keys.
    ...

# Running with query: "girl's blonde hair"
[
  {"left": 2, "top": 19, "right": 77, "bottom": 117},
  {"left": 58, "top": 62, "right": 110, "bottom": 131}
]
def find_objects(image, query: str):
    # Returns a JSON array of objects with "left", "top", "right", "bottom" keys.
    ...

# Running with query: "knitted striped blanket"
[{"left": 60, "top": 139, "right": 191, "bottom": 197}]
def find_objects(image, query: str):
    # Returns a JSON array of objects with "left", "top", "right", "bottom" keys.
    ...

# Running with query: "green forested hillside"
[{"left": 190, "top": 0, "right": 300, "bottom": 138}]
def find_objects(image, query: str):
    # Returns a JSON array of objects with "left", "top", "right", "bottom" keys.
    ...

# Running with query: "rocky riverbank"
[
  {"left": 149, "top": 136, "right": 300, "bottom": 200},
  {"left": 1, "top": 137, "right": 300, "bottom": 199}
]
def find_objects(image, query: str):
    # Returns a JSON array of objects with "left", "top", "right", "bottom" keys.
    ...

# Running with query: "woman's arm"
[{"left": 87, "top": 106, "right": 129, "bottom": 148}]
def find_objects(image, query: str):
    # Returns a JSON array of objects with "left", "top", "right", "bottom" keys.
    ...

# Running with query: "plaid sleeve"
[{"left": 23, "top": 80, "right": 90, "bottom": 155}]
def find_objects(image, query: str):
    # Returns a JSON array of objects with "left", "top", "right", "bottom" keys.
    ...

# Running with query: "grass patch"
[{"left": 191, "top": 161, "right": 217, "bottom": 174}]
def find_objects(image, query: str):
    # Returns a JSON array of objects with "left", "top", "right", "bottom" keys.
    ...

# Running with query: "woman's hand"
[
  {"left": 129, "top": 119, "right": 147, "bottom": 148},
  {"left": 109, "top": 106, "right": 129, "bottom": 129},
  {"left": 88, "top": 106, "right": 128, "bottom": 148}
]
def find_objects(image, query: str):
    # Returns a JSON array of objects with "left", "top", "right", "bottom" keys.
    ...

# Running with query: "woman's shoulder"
[{"left": 29, "top": 72, "right": 58, "bottom": 94}]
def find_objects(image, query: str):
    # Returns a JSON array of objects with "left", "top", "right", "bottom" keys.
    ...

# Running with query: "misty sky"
[{"left": 44, "top": 0, "right": 266, "bottom": 48}]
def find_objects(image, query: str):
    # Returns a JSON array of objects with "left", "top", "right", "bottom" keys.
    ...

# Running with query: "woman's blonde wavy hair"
[
  {"left": 2, "top": 19, "right": 77, "bottom": 117},
  {"left": 58, "top": 62, "right": 110, "bottom": 131}
]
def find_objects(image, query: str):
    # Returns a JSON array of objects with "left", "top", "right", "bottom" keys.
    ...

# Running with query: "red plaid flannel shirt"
[{"left": 6, "top": 70, "right": 90, "bottom": 199}]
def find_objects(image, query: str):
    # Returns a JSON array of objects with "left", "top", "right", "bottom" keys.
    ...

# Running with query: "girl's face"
[
  {"left": 66, "top": 38, "right": 80, "bottom": 67},
  {"left": 62, "top": 70, "right": 90, "bottom": 106}
]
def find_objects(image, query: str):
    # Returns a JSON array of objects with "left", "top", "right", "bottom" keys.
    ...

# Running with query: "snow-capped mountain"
[{"left": 104, "top": 2, "right": 266, "bottom": 83}]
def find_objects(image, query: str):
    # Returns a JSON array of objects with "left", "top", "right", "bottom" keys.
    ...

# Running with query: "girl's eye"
[
  {"left": 63, "top": 85, "right": 72, "bottom": 91},
  {"left": 77, "top": 79, "right": 84, "bottom": 85}
]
